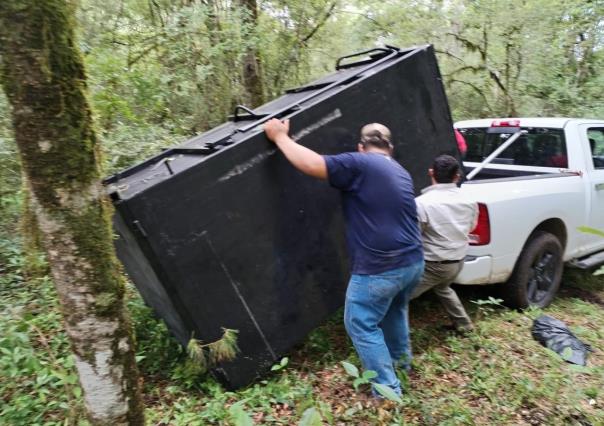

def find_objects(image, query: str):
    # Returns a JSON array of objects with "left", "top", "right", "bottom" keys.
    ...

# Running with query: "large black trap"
[{"left": 105, "top": 45, "right": 458, "bottom": 389}]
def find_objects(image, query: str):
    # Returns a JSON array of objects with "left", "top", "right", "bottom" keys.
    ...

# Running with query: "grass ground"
[{"left": 1, "top": 237, "right": 603, "bottom": 425}]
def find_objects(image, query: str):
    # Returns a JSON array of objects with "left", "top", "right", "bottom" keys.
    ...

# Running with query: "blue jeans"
[{"left": 344, "top": 261, "right": 424, "bottom": 394}]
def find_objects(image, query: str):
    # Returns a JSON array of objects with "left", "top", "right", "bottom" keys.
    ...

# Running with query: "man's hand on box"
[{"left": 264, "top": 118, "right": 290, "bottom": 143}]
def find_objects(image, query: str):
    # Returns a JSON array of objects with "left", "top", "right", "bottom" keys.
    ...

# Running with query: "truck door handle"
[{"left": 596, "top": 183, "right": 604, "bottom": 191}]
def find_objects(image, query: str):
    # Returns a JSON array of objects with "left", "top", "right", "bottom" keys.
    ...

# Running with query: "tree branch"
[
  {"left": 301, "top": 1, "right": 338, "bottom": 45},
  {"left": 434, "top": 48, "right": 465, "bottom": 63},
  {"left": 447, "top": 78, "right": 493, "bottom": 114},
  {"left": 446, "top": 31, "right": 486, "bottom": 61},
  {"left": 273, "top": 1, "right": 338, "bottom": 89}
]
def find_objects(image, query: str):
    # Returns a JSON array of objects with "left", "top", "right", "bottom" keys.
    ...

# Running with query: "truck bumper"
[{"left": 454, "top": 255, "right": 493, "bottom": 285}]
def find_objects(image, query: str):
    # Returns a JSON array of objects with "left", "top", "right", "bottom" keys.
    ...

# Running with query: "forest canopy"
[{"left": 2, "top": 0, "right": 602, "bottom": 182}]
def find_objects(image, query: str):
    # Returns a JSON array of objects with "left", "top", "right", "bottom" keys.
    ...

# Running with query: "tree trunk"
[
  {"left": 0, "top": 1, "right": 145, "bottom": 425},
  {"left": 238, "top": 0, "right": 264, "bottom": 107},
  {"left": 20, "top": 179, "right": 50, "bottom": 279}
]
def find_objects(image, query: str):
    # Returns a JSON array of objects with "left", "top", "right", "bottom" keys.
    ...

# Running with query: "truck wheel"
[{"left": 503, "top": 231, "right": 563, "bottom": 309}]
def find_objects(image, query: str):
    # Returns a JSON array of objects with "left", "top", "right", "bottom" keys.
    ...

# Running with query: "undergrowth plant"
[
  {"left": 471, "top": 296, "right": 504, "bottom": 320},
  {"left": 298, "top": 407, "right": 324, "bottom": 426},
  {"left": 271, "top": 356, "right": 289, "bottom": 372},
  {"left": 186, "top": 328, "right": 239, "bottom": 375},
  {"left": 340, "top": 361, "right": 402, "bottom": 403},
  {"left": 0, "top": 240, "right": 84, "bottom": 424}
]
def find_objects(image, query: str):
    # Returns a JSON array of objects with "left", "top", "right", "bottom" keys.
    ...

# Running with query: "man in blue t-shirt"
[{"left": 264, "top": 118, "right": 424, "bottom": 396}]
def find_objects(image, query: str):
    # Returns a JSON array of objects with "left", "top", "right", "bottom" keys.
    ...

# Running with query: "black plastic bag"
[{"left": 531, "top": 315, "right": 592, "bottom": 366}]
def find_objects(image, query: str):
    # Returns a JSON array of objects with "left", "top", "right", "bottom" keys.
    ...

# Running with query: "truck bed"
[{"left": 463, "top": 163, "right": 578, "bottom": 183}]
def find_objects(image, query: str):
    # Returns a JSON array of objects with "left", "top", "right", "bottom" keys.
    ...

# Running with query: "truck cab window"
[
  {"left": 587, "top": 128, "right": 604, "bottom": 169},
  {"left": 458, "top": 128, "right": 567, "bottom": 168}
]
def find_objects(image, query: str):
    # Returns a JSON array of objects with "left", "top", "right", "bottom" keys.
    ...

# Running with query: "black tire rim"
[{"left": 527, "top": 250, "right": 557, "bottom": 305}]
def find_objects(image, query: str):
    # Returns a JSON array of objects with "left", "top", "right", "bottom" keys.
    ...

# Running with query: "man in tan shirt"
[{"left": 411, "top": 155, "right": 478, "bottom": 332}]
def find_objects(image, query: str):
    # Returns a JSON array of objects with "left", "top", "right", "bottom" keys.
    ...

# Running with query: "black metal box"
[{"left": 105, "top": 45, "right": 458, "bottom": 389}]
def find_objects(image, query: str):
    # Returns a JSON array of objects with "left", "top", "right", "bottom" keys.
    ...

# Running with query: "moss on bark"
[
  {"left": 21, "top": 181, "right": 50, "bottom": 278},
  {"left": 0, "top": 1, "right": 144, "bottom": 424}
]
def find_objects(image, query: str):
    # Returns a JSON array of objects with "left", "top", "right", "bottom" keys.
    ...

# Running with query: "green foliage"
[
  {"left": 578, "top": 226, "right": 604, "bottom": 238},
  {"left": 340, "top": 360, "right": 398, "bottom": 402},
  {"left": 340, "top": 360, "right": 359, "bottom": 378},
  {"left": 373, "top": 383, "right": 403, "bottom": 404},
  {"left": 353, "top": 370, "right": 377, "bottom": 390},
  {"left": 298, "top": 406, "right": 323, "bottom": 426},
  {"left": 209, "top": 328, "right": 240, "bottom": 363},
  {"left": 0, "top": 242, "right": 85, "bottom": 425},
  {"left": 341, "top": 358, "right": 402, "bottom": 403},
  {"left": 228, "top": 401, "right": 253, "bottom": 426},
  {"left": 471, "top": 296, "right": 504, "bottom": 320},
  {"left": 126, "top": 287, "right": 184, "bottom": 377},
  {"left": 340, "top": 360, "right": 378, "bottom": 391},
  {"left": 2, "top": 246, "right": 604, "bottom": 424},
  {"left": 271, "top": 356, "right": 289, "bottom": 371},
  {"left": 0, "top": 93, "right": 19, "bottom": 205},
  {"left": 350, "top": 0, "right": 604, "bottom": 119},
  {"left": 184, "top": 328, "right": 240, "bottom": 377}
]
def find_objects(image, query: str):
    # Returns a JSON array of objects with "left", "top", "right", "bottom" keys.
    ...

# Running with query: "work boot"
[{"left": 455, "top": 323, "right": 474, "bottom": 335}]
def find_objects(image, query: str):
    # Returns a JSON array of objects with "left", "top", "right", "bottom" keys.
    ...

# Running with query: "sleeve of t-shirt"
[
  {"left": 470, "top": 202, "right": 479, "bottom": 230},
  {"left": 322, "top": 153, "right": 362, "bottom": 191},
  {"left": 415, "top": 198, "right": 428, "bottom": 233}
]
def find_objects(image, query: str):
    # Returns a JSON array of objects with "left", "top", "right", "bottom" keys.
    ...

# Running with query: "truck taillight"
[{"left": 469, "top": 203, "right": 490, "bottom": 245}]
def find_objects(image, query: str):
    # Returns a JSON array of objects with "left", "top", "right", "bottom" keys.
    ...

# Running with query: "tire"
[{"left": 503, "top": 231, "right": 564, "bottom": 309}]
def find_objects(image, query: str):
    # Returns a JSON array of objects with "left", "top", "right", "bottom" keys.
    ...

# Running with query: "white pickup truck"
[{"left": 453, "top": 118, "right": 604, "bottom": 308}]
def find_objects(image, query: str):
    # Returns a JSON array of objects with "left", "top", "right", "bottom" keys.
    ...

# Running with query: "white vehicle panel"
[
  {"left": 452, "top": 118, "right": 603, "bottom": 286},
  {"left": 455, "top": 175, "right": 585, "bottom": 284}
]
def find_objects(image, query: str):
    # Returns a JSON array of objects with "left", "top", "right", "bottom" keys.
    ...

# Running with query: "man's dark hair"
[{"left": 432, "top": 154, "right": 460, "bottom": 183}]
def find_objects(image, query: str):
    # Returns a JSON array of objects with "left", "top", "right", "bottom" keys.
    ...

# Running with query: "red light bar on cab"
[{"left": 491, "top": 119, "right": 520, "bottom": 127}]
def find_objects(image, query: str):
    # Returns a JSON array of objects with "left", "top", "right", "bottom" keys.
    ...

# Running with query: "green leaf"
[
  {"left": 73, "top": 386, "right": 82, "bottom": 398},
  {"left": 577, "top": 226, "right": 604, "bottom": 238},
  {"left": 228, "top": 403, "right": 253, "bottom": 426},
  {"left": 298, "top": 407, "right": 323, "bottom": 426},
  {"left": 373, "top": 383, "right": 402, "bottom": 403},
  {"left": 352, "top": 377, "right": 365, "bottom": 390},
  {"left": 362, "top": 369, "right": 378, "bottom": 380},
  {"left": 271, "top": 357, "right": 289, "bottom": 371},
  {"left": 340, "top": 361, "right": 359, "bottom": 378}
]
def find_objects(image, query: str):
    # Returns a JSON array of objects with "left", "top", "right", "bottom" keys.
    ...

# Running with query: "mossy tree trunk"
[
  {"left": 0, "top": 1, "right": 144, "bottom": 425},
  {"left": 20, "top": 180, "right": 50, "bottom": 278}
]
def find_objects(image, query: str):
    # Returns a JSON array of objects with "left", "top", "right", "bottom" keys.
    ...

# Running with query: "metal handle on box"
[
  {"left": 235, "top": 46, "right": 408, "bottom": 134},
  {"left": 232, "top": 105, "right": 264, "bottom": 122},
  {"left": 335, "top": 47, "right": 396, "bottom": 70}
]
